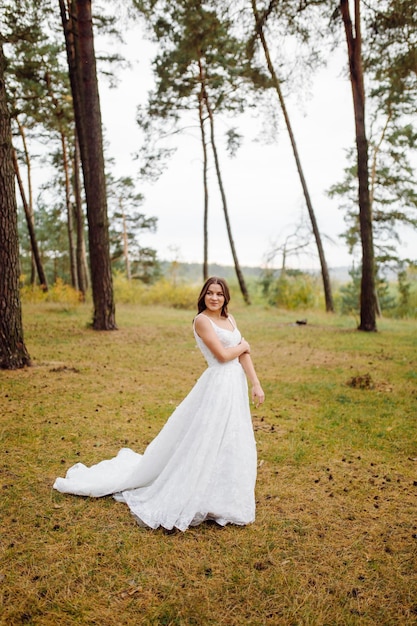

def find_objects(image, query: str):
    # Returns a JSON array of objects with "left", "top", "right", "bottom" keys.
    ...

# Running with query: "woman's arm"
[
  {"left": 194, "top": 315, "right": 250, "bottom": 363},
  {"left": 239, "top": 352, "right": 265, "bottom": 408}
]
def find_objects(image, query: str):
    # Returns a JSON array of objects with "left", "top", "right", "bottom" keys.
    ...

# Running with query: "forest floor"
[{"left": 1, "top": 303, "right": 416, "bottom": 625}]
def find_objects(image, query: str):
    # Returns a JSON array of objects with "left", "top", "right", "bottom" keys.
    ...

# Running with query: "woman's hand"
[
  {"left": 240, "top": 338, "right": 250, "bottom": 354},
  {"left": 252, "top": 383, "right": 265, "bottom": 408}
]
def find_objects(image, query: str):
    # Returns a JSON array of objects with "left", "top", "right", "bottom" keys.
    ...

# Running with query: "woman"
[{"left": 54, "top": 277, "right": 265, "bottom": 531}]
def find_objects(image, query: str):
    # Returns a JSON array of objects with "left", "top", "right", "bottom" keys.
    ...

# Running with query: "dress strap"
[
  {"left": 198, "top": 313, "right": 236, "bottom": 332},
  {"left": 227, "top": 315, "right": 236, "bottom": 330}
]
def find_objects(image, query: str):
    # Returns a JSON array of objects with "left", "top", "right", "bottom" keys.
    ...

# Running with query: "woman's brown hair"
[{"left": 197, "top": 277, "right": 230, "bottom": 317}]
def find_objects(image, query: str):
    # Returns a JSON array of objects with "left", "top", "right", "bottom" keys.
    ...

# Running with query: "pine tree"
[{"left": 0, "top": 41, "right": 31, "bottom": 369}]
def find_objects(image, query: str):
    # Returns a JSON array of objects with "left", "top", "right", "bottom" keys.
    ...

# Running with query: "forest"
[
  {"left": 1, "top": 0, "right": 417, "bottom": 362},
  {"left": 1, "top": 3, "right": 417, "bottom": 624}
]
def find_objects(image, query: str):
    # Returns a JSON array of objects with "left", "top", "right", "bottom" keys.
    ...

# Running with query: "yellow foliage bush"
[
  {"left": 144, "top": 279, "right": 199, "bottom": 309},
  {"left": 113, "top": 273, "right": 147, "bottom": 304},
  {"left": 20, "top": 278, "right": 83, "bottom": 306},
  {"left": 20, "top": 274, "right": 198, "bottom": 310},
  {"left": 268, "top": 273, "right": 321, "bottom": 310},
  {"left": 114, "top": 274, "right": 199, "bottom": 309}
]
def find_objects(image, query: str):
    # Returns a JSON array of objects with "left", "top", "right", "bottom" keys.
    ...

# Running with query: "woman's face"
[{"left": 204, "top": 283, "right": 225, "bottom": 314}]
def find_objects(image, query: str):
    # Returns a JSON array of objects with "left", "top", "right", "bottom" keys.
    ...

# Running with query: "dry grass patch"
[{"left": 1, "top": 303, "right": 416, "bottom": 625}]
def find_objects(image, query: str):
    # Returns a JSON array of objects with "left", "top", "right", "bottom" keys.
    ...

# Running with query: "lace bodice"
[{"left": 193, "top": 315, "right": 242, "bottom": 368}]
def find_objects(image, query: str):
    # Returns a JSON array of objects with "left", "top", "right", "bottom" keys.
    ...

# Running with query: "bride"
[{"left": 54, "top": 276, "right": 265, "bottom": 532}]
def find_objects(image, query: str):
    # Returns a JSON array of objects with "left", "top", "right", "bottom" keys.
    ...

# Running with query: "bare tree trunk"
[
  {"left": 369, "top": 113, "right": 391, "bottom": 209},
  {"left": 369, "top": 113, "right": 391, "bottom": 318},
  {"left": 120, "top": 201, "right": 131, "bottom": 280},
  {"left": 61, "top": 132, "right": 78, "bottom": 289},
  {"left": 198, "top": 71, "right": 209, "bottom": 282},
  {"left": 15, "top": 119, "right": 43, "bottom": 287},
  {"left": 73, "top": 134, "right": 89, "bottom": 298},
  {"left": 12, "top": 148, "right": 48, "bottom": 290},
  {"left": 252, "top": 0, "right": 334, "bottom": 312},
  {"left": 44, "top": 71, "right": 78, "bottom": 290},
  {"left": 204, "top": 92, "right": 251, "bottom": 304},
  {"left": 59, "top": 0, "right": 116, "bottom": 329},
  {"left": 341, "top": 0, "right": 377, "bottom": 331},
  {"left": 15, "top": 119, "right": 35, "bottom": 284},
  {"left": 0, "top": 42, "right": 31, "bottom": 369}
]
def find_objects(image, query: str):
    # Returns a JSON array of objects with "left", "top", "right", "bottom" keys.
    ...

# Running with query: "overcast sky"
[{"left": 97, "top": 27, "right": 416, "bottom": 272}]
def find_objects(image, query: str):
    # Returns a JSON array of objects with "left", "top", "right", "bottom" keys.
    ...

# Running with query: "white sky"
[{"left": 97, "top": 27, "right": 416, "bottom": 272}]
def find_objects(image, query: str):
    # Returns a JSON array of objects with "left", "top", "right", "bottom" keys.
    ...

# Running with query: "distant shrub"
[
  {"left": 20, "top": 278, "right": 82, "bottom": 306},
  {"left": 384, "top": 267, "right": 417, "bottom": 319},
  {"left": 144, "top": 279, "right": 199, "bottom": 309},
  {"left": 266, "top": 270, "right": 320, "bottom": 310},
  {"left": 113, "top": 273, "right": 147, "bottom": 304},
  {"left": 114, "top": 274, "right": 199, "bottom": 309},
  {"left": 338, "top": 265, "right": 417, "bottom": 318},
  {"left": 338, "top": 267, "right": 361, "bottom": 315},
  {"left": 20, "top": 274, "right": 199, "bottom": 310}
]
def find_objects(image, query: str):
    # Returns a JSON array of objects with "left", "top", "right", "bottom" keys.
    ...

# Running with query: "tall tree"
[
  {"left": 328, "top": 122, "right": 417, "bottom": 269},
  {"left": 249, "top": 0, "right": 382, "bottom": 328},
  {"left": 249, "top": 0, "right": 334, "bottom": 313},
  {"left": 3, "top": 4, "right": 90, "bottom": 294},
  {"left": 330, "top": 0, "right": 417, "bottom": 285},
  {"left": 364, "top": 0, "right": 417, "bottom": 265},
  {"left": 203, "top": 86, "right": 251, "bottom": 302},
  {"left": 5, "top": 31, "right": 53, "bottom": 289},
  {"left": 0, "top": 41, "right": 31, "bottom": 369},
  {"left": 339, "top": 0, "right": 376, "bottom": 330},
  {"left": 73, "top": 134, "right": 89, "bottom": 297},
  {"left": 12, "top": 145, "right": 49, "bottom": 289},
  {"left": 197, "top": 70, "right": 209, "bottom": 281},
  {"left": 107, "top": 175, "right": 158, "bottom": 282},
  {"left": 44, "top": 69, "right": 78, "bottom": 290},
  {"left": 367, "top": 0, "right": 417, "bottom": 117},
  {"left": 59, "top": 0, "right": 116, "bottom": 329},
  {"left": 134, "top": 0, "right": 252, "bottom": 302}
]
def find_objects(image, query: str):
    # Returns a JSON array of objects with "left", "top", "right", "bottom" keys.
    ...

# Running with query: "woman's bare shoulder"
[
  {"left": 194, "top": 313, "right": 210, "bottom": 328},
  {"left": 194, "top": 313, "right": 213, "bottom": 339}
]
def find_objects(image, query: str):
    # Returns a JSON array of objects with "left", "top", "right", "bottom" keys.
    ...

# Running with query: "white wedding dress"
[{"left": 53, "top": 315, "right": 257, "bottom": 531}]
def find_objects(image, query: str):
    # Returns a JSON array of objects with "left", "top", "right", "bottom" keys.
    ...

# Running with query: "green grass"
[{"left": 1, "top": 302, "right": 417, "bottom": 625}]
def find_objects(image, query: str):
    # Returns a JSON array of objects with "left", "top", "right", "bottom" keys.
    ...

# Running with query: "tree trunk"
[
  {"left": 370, "top": 114, "right": 390, "bottom": 319},
  {"left": 252, "top": 0, "right": 334, "bottom": 312},
  {"left": 14, "top": 119, "right": 49, "bottom": 290},
  {"left": 12, "top": 148, "right": 48, "bottom": 290},
  {"left": 44, "top": 71, "right": 78, "bottom": 290},
  {"left": 61, "top": 132, "right": 79, "bottom": 290},
  {"left": 340, "top": 0, "right": 377, "bottom": 331},
  {"left": 73, "top": 134, "right": 89, "bottom": 298},
  {"left": 15, "top": 118, "right": 36, "bottom": 285},
  {"left": 59, "top": 0, "right": 116, "bottom": 329},
  {"left": 203, "top": 92, "right": 251, "bottom": 304},
  {"left": 0, "top": 43, "right": 31, "bottom": 369},
  {"left": 120, "top": 201, "right": 131, "bottom": 280},
  {"left": 198, "top": 71, "right": 209, "bottom": 282}
]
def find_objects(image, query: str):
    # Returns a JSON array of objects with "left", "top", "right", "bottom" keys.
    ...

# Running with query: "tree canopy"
[{"left": 0, "top": 0, "right": 416, "bottom": 343}]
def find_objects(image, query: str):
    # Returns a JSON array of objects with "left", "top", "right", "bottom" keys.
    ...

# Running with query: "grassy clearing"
[{"left": 1, "top": 302, "right": 417, "bottom": 625}]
